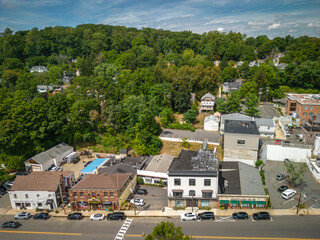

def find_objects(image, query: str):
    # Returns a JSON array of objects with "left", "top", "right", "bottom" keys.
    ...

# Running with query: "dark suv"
[
  {"left": 252, "top": 212, "right": 271, "bottom": 220},
  {"left": 107, "top": 212, "right": 126, "bottom": 221},
  {"left": 67, "top": 213, "right": 83, "bottom": 220},
  {"left": 33, "top": 212, "right": 49, "bottom": 220},
  {"left": 198, "top": 211, "right": 215, "bottom": 220},
  {"left": 232, "top": 212, "right": 248, "bottom": 220},
  {"left": 136, "top": 189, "right": 148, "bottom": 195}
]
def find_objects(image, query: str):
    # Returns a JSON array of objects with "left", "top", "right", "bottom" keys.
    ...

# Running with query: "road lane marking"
[
  {"left": 125, "top": 234, "right": 320, "bottom": 240},
  {"left": 0, "top": 230, "right": 82, "bottom": 236}
]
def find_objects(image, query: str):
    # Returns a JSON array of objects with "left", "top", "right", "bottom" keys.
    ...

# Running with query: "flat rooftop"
[
  {"left": 287, "top": 93, "right": 320, "bottom": 105},
  {"left": 144, "top": 154, "right": 175, "bottom": 173},
  {"left": 224, "top": 120, "right": 259, "bottom": 135},
  {"left": 160, "top": 129, "right": 221, "bottom": 144}
]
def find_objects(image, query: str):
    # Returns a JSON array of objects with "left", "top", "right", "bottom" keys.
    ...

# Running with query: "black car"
[
  {"left": 2, "top": 221, "right": 21, "bottom": 229},
  {"left": 0, "top": 187, "right": 6, "bottom": 195},
  {"left": 33, "top": 212, "right": 50, "bottom": 220},
  {"left": 252, "top": 212, "right": 271, "bottom": 220},
  {"left": 198, "top": 211, "right": 215, "bottom": 220},
  {"left": 136, "top": 189, "right": 148, "bottom": 195},
  {"left": 232, "top": 212, "right": 249, "bottom": 220},
  {"left": 67, "top": 213, "right": 83, "bottom": 220},
  {"left": 107, "top": 212, "right": 126, "bottom": 221},
  {"left": 278, "top": 185, "right": 289, "bottom": 193}
]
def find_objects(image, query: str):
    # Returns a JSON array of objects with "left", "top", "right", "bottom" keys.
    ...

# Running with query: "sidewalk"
[{"left": 2, "top": 207, "right": 320, "bottom": 218}]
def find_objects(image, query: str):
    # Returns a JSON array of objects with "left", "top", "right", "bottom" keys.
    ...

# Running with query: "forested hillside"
[{"left": 0, "top": 24, "right": 319, "bottom": 170}]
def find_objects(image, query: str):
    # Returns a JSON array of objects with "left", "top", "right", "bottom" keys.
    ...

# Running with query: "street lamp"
[{"left": 266, "top": 87, "right": 270, "bottom": 103}]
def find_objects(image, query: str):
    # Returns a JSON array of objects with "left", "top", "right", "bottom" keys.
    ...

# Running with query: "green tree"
[
  {"left": 244, "top": 93, "right": 260, "bottom": 117},
  {"left": 145, "top": 221, "right": 193, "bottom": 240},
  {"left": 221, "top": 67, "right": 239, "bottom": 82},
  {"left": 183, "top": 109, "right": 197, "bottom": 123},
  {"left": 285, "top": 162, "right": 307, "bottom": 187},
  {"left": 224, "top": 91, "right": 242, "bottom": 113},
  {"left": 239, "top": 81, "right": 257, "bottom": 98},
  {"left": 159, "top": 107, "right": 175, "bottom": 127},
  {"left": 48, "top": 66, "right": 63, "bottom": 85}
]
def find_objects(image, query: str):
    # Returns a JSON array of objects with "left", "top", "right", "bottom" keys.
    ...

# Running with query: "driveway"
[
  {"left": 264, "top": 161, "right": 320, "bottom": 209},
  {"left": 134, "top": 185, "right": 167, "bottom": 210}
]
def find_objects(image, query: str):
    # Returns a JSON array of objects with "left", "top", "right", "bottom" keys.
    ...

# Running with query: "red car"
[{"left": 274, "top": 140, "right": 281, "bottom": 145}]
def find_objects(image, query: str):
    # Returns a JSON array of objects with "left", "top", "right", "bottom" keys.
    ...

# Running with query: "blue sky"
[{"left": 0, "top": 0, "right": 319, "bottom": 38}]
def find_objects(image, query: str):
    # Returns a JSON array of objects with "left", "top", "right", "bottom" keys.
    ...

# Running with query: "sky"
[{"left": 0, "top": 0, "right": 320, "bottom": 38}]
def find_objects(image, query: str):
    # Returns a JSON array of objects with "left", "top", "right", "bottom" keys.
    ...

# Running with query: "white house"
[
  {"left": 199, "top": 93, "right": 215, "bottom": 113},
  {"left": 9, "top": 171, "right": 74, "bottom": 211},
  {"left": 204, "top": 115, "right": 219, "bottom": 131},
  {"left": 25, "top": 143, "right": 73, "bottom": 172},
  {"left": 30, "top": 65, "right": 48, "bottom": 73},
  {"left": 137, "top": 154, "right": 175, "bottom": 186},
  {"left": 255, "top": 118, "right": 275, "bottom": 138},
  {"left": 167, "top": 148, "right": 219, "bottom": 209}
]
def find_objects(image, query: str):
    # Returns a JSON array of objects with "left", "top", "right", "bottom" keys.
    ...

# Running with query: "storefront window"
[
  {"left": 175, "top": 200, "right": 184, "bottom": 207},
  {"left": 102, "top": 201, "right": 112, "bottom": 209},
  {"left": 77, "top": 201, "right": 89, "bottom": 209},
  {"left": 25, "top": 203, "right": 31, "bottom": 207},
  {"left": 201, "top": 200, "right": 210, "bottom": 207},
  {"left": 230, "top": 200, "right": 240, "bottom": 207}
]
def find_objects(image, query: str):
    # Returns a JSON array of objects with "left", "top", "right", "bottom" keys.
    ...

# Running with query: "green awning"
[
  {"left": 230, "top": 200, "right": 240, "bottom": 204},
  {"left": 219, "top": 200, "right": 229, "bottom": 204},
  {"left": 257, "top": 201, "right": 266, "bottom": 204},
  {"left": 252, "top": 201, "right": 256, "bottom": 204},
  {"left": 241, "top": 201, "right": 251, "bottom": 204}
]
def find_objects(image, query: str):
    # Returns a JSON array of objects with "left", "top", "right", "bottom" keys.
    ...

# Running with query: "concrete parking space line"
[{"left": 215, "top": 216, "right": 235, "bottom": 222}]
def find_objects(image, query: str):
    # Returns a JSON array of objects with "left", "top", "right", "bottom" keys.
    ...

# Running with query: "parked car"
[
  {"left": 90, "top": 213, "right": 105, "bottom": 221},
  {"left": 136, "top": 189, "right": 148, "bottom": 195},
  {"left": 107, "top": 212, "right": 126, "bottom": 221},
  {"left": 16, "top": 172, "right": 29, "bottom": 176},
  {"left": 276, "top": 174, "right": 286, "bottom": 181},
  {"left": 33, "top": 213, "right": 49, "bottom": 220},
  {"left": 285, "top": 131, "right": 290, "bottom": 137},
  {"left": 2, "top": 221, "right": 21, "bottom": 229},
  {"left": 1, "top": 183, "right": 11, "bottom": 191},
  {"left": 198, "top": 211, "right": 215, "bottom": 220},
  {"left": 130, "top": 198, "right": 145, "bottom": 206},
  {"left": 274, "top": 139, "right": 281, "bottom": 145},
  {"left": 0, "top": 187, "right": 6, "bottom": 195},
  {"left": 14, "top": 212, "right": 31, "bottom": 220},
  {"left": 281, "top": 189, "right": 296, "bottom": 200},
  {"left": 50, "top": 166, "right": 59, "bottom": 171},
  {"left": 284, "top": 158, "right": 291, "bottom": 164},
  {"left": 278, "top": 185, "right": 289, "bottom": 193},
  {"left": 180, "top": 212, "right": 197, "bottom": 221},
  {"left": 252, "top": 212, "right": 271, "bottom": 220},
  {"left": 232, "top": 212, "right": 249, "bottom": 220},
  {"left": 67, "top": 213, "right": 83, "bottom": 220}
]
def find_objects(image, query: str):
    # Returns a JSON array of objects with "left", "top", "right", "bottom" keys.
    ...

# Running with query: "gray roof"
[
  {"left": 160, "top": 129, "right": 221, "bottom": 143},
  {"left": 30, "top": 66, "right": 48, "bottom": 72},
  {"left": 144, "top": 154, "right": 175, "bottom": 173},
  {"left": 201, "top": 93, "right": 215, "bottom": 101},
  {"left": 224, "top": 120, "right": 259, "bottom": 135},
  {"left": 238, "top": 162, "right": 265, "bottom": 195},
  {"left": 120, "top": 149, "right": 128, "bottom": 154},
  {"left": 30, "top": 152, "right": 53, "bottom": 165},
  {"left": 98, "top": 163, "right": 137, "bottom": 177},
  {"left": 204, "top": 115, "right": 219, "bottom": 123},
  {"left": 221, "top": 113, "right": 251, "bottom": 124},
  {"left": 254, "top": 118, "right": 275, "bottom": 128},
  {"left": 219, "top": 162, "right": 241, "bottom": 194}
]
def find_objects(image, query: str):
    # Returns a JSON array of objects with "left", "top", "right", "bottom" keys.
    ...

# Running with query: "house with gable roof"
[{"left": 199, "top": 93, "right": 215, "bottom": 113}]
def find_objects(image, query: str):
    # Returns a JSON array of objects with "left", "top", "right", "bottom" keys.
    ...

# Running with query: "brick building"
[
  {"left": 69, "top": 173, "right": 136, "bottom": 211},
  {"left": 285, "top": 94, "right": 320, "bottom": 126}
]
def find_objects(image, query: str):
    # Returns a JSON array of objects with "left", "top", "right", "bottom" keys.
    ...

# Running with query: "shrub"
[
  {"left": 55, "top": 210, "right": 59, "bottom": 213},
  {"left": 256, "top": 160, "right": 264, "bottom": 168},
  {"left": 260, "top": 171, "right": 266, "bottom": 185},
  {"left": 199, "top": 206, "right": 211, "bottom": 210},
  {"left": 137, "top": 176, "right": 144, "bottom": 185},
  {"left": 173, "top": 206, "right": 185, "bottom": 210},
  {"left": 45, "top": 209, "right": 50, "bottom": 213}
]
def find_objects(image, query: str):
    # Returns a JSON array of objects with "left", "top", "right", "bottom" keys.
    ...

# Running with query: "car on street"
[
  {"left": 276, "top": 174, "right": 286, "bottom": 181},
  {"left": 278, "top": 185, "right": 289, "bottom": 193},
  {"left": 2, "top": 221, "right": 21, "bottom": 229},
  {"left": 252, "top": 212, "right": 271, "bottom": 220},
  {"left": 180, "top": 212, "right": 197, "bottom": 221},
  {"left": 107, "top": 212, "right": 126, "bottom": 221},
  {"left": 90, "top": 213, "right": 105, "bottom": 221},
  {"left": 14, "top": 212, "right": 31, "bottom": 220},
  {"left": 130, "top": 198, "right": 145, "bottom": 206},
  {"left": 198, "top": 211, "right": 215, "bottom": 220},
  {"left": 67, "top": 213, "right": 83, "bottom": 220},
  {"left": 232, "top": 212, "right": 249, "bottom": 220},
  {"left": 33, "top": 212, "right": 50, "bottom": 220},
  {"left": 136, "top": 189, "right": 148, "bottom": 195}
]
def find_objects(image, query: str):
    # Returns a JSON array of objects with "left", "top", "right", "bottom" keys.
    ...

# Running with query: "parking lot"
[
  {"left": 264, "top": 161, "right": 320, "bottom": 209},
  {"left": 133, "top": 185, "right": 167, "bottom": 211}
]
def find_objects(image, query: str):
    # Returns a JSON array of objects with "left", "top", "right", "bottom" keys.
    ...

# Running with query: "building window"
[
  {"left": 304, "top": 106, "right": 308, "bottom": 110},
  {"left": 310, "top": 106, "right": 314, "bottom": 110},
  {"left": 310, "top": 112, "right": 314, "bottom": 116},
  {"left": 110, "top": 192, "right": 114, "bottom": 198},
  {"left": 37, "top": 194, "right": 40, "bottom": 198},
  {"left": 303, "top": 112, "right": 307, "bottom": 116},
  {"left": 104, "top": 192, "right": 108, "bottom": 197},
  {"left": 25, "top": 194, "right": 29, "bottom": 199},
  {"left": 38, "top": 203, "right": 42, "bottom": 207},
  {"left": 92, "top": 193, "right": 96, "bottom": 197},
  {"left": 189, "top": 179, "right": 196, "bottom": 186},
  {"left": 290, "top": 103, "right": 296, "bottom": 107},
  {"left": 174, "top": 178, "right": 181, "bottom": 186},
  {"left": 80, "top": 192, "right": 84, "bottom": 197},
  {"left": 48, "top": 194, "right": 51, "bottom": 197},
  {"left": 25, "top": 203, "right": 31, "bottom": 207},
  {"left": 88, "top": 193, "right": 91, "bottom": 198},
  {"left": 201, "top": 200, "right": 210, "bottom": 207},
  {"left": 189, "top": 190, "right": 195, "bottom": 196},
  {"left": 230, "top": 200, "right": 240, "bottom": 207},
  {"left": 204, "top": 179, "right": 211, "bottom": 186},
  {"left": 237, "top": 139, "right": 245, "bottom": 144},
  {"left": 175, "top": 200, "right": 184, "bottom": 207},
  {"left": 302, "top": 119, "right": 306, "bottom": 122},
  {"left": 202, "top": 192, "right": 212, "bottom": 198},
  {"left": 290, "top": 107, "right": 296, "bottom": 111},
  {"left": 14, "top": 194, "right": 17, "bottom": 198},
  {"left": 97, "top": 193, "right": 100, "bottom": 197},
  {"left": 173, "top": 191, "right": 182, "bottom": 198},
  {"left": 73, "top": 192, "right": 77, "bottom": 197}
]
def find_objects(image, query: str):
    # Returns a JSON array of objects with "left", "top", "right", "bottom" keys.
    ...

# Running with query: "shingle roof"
[
  {"left": 221, "top": 113, "right": 251, "bottom": 124},
  {"left": 201, "top": 93, "right": 215, "bottom": 101},
  {"left": 204, "top": 115, "right": 219, "bottom": 123},
  {"left": 255, "top": 118, "right": 275, "bottom": 128},
  {"left": 238, "top": 162, "right": 265, "bottom": 195},
  {"left": 10, "top": 171, "right": 73, "bottom": 191},
  {"left": 224, "top": 120, "right": 259, "bottom": 135},
  {"left": 71, "top": 173, "right": 131, "bottom": 190},
  {"left": 98, "top": 163, "right": 137, "bottom": 177}
]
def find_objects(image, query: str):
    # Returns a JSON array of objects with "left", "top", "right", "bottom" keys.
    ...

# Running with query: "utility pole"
[
  {"left": 59, "top": 175, "right": 66, "bottom": 215},
  {"left": 131, "top": 182, "right": 136, "bottom": 215},
  {"left": 296, "top": 186, "right": 303, "bottom": 214},
  {"left": 191, "top": 194, "right": 194, "bottom": 212}
]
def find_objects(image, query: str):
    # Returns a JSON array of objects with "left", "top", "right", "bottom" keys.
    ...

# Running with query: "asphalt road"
[{"left": 1, "top": 215, "right": 320, "bottom": 240}]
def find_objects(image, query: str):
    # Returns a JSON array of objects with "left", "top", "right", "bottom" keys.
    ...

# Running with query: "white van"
[{"left": 281, "top": 189, "right": 296, "bottom": 200}]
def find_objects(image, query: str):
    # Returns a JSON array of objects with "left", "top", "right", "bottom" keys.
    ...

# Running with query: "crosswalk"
[{"left": 114, "top": 218, "right": 133, "bottom": 240}]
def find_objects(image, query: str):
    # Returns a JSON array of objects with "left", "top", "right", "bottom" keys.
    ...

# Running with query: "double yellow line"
[{"left": 0, "top": 230, "right": 82, "bottom": 236}]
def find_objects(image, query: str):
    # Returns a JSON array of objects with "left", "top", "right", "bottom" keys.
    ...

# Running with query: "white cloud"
[
  {"left": 217, "top": 27, "right": 224, "bottom": 32},
  {"left": 248, "top": 21, "right": 268, "bottom": 26},
  {"left": 268, "top": 23, "right": 281, "bottom": 29}
]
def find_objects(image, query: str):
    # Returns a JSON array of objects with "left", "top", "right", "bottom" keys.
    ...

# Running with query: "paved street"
[{"left": 0, "top": 215, "right": 320, "bottom": 240}]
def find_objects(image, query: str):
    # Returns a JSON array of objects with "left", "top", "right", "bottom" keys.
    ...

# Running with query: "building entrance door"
[{"left": 186, "top": 199, "right": 198, "bottom": 208}]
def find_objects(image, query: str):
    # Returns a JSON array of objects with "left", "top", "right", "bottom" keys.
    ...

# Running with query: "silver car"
[{"left": 14, "top": 212, "right": 31, "bottom": 220}]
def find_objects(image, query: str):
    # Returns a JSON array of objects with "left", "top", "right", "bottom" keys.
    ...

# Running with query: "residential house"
[
  {"left": 222, "top": 80, "right": 242, "bottom": 94},
  {"left": 220, "top": 113, "right": 251, "bottom": 132},
  {"left": 119, "top": 149, "right": 128, "bottom": 158},
  {"left": 255, "top": 118, "right": 275, "bottom": 138},
  {"left": 30, "top": 65, "right": 48, "bottom": 73},
  {"left": 69, "top": 173, "right": 135, "bottom": 211},
  {"left": 9, "top": 171, "right": 74, "bottom": 211},
  {"left": 285, "top": 93, "right": 320, "bottom": 125},
  {"left": 218, "top": 162, "right": 268, "bottom": 209},
  {"left": 249, "top": 61, "right": 259, "bottom": 67},
  {"left": 137, "top": 154, "right": 175, "bottom": 186},
  {"left": 36, "top": 85, "right": 63, "bottom": 94},
  {"left": 167, "top": 148, "right": 219, "bottom": 209},
  {"left": 25, "top": 143, "right": 73, "bottom": 172},
  {"left": 301, "top": 113, "right": 320, "bottom": 144},
  {"left": 223, "top": 120, "right": 260, "bottom": 167},
  {"left": 204, "top": 115, "right": 219, "bottom": 131},
  {"left": 199, "top": 93, "right": 215, "bottom": 113}
]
